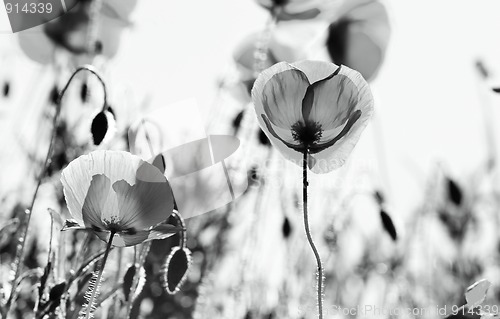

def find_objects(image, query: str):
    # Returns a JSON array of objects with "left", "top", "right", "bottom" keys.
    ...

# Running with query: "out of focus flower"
[
  {"left": 18, "top": 0, "right": 137, "bottom": 64},
  {"left": 252, "top": 60, "right": 373, "bottom": 173},
  {"left": 325, "top": 0, "right": 390, "bottom": 81},
  {"left": 256, "top": 0, "right": 342, "bottom": 21},
  {"left": 233, "top": 33, "right": 278, "bottom": 97},
  {"left": 61, "top": 150, "right": 181, "bottom": 246},
  {"left": 252, "top": 0, "right": 390, "bottom": 81}
]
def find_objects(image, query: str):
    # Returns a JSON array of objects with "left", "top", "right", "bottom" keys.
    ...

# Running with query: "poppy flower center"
[{"left": 291, "top": 121, "right": 323, "bottom": 147}]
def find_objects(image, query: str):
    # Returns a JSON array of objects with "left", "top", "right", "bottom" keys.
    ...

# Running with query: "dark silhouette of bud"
[
  {"left": 90, "top": 109, "right": 116, "bottom": 145},
  {"left": 380, "top": 209, "right": 397, "bottom": 241}
]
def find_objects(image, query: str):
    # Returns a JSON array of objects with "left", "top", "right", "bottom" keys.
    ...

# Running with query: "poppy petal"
[
  {"left": 61, "top": 151, "right": 151, "bottom": 222},
  {"left": 309, "top": 109, "right": 362, "bottom": 153},
  {"left": 261, "top": 114, "right": 303, "bottom": 151},
  {"left": 301, "top": 65, "right": 341, "bottom": 122},
  {"left": 292, "top": 60, "right": 339, "bottom": 84},
  {"left": 307, "top": 106, "right": 373, "bottom": 173},
  {"left": 252, "top": 62, "right": 310, "bottom": 129},
  {"left": 82, "top": 174, "right": 110, "bottom": 230},
  {"left": 309, "top": 66, "right": 372, "bottom": 130},
  {"left": 112, "top": 177, "right": 174, "bottom": 231},
  {"left": 93, "top": 224, "right": 181, "bottom": 247}
]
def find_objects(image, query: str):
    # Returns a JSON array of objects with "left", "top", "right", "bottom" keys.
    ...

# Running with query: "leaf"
[
  {"left": 47, "top": 208, "right": 63, "bottom": 229},
  {"left": 0, "top": 218, "right": 20, "bottom": 248},
  {"left": 161, "top": 247, "right": 191, "bottom": 295},
  {"left": 380, "top": 209, "right": 397, "bottom": 241},
  {"left": 465, "top": 279, "right": 491, "bottom": 308},
  {"left": 447, "top": 177, "right": 463, "bottom": 206},
  {"left": 62, "top": 219, "right": 83, "bottom": 231},
  {"left": 38, "top": 261, "right": 52, "bottom": 302}
]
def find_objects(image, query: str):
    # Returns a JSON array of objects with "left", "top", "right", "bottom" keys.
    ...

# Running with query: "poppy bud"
[
  {"left": 49, "top": 85, "right": 59, "bottom": 105},
  {"left": 122, "top": 264, "right": 136, "bottom": 301},
  {"left": 2, "top": 82, "right": 10, "bottom": 97},
  {"left": 475, "top": 60, "right": 489, "bottom": 79},
  {"left": 90, "top": 109, "right": 116, "bottom": 146},
  {"left": 257, "top": 128, "right": 271, "bottom": 146},
  {"left": 446, "top": 177, "right": 463, "bottom": 206},
  {"left": 282, "top": 216, "right": 292, "bottom": 238},
  {"left": 380, "top": 209, "right": 397, "bottom": 241},
  {"left": 80, "top": 82, "right": 89, "bottom": 103},
  {"left": 122, "top": 264, "right": 145, "bottom": 301},
  {"left": 161, "top": 246, "right": 191, "bottom": 295},
  {"left": 374, "top": 190, "right": 385, "bottom": 206},
  {"left": 232, "top": 110, "right": 244, "bottom": 133}
]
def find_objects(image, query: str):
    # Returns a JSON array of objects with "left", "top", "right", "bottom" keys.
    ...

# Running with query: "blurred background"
[{"left": 1, "top": 0, "right": 500, "bottom": 318}]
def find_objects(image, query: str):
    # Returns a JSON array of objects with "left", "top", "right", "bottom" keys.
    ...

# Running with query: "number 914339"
[{"left": 5, "top": 2, "right": 53, "bottom": 14}]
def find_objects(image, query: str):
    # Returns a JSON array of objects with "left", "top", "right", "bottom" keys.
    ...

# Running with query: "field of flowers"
[{"left": 0, "top": 0, "right": 500, "bottom": 318}]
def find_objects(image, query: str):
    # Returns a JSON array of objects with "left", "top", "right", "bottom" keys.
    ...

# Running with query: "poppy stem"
[
  {"left": 171, "top": 210, "right": 187, "bottom": 248},
  {"left": 302, "top": 150, "right": 323, "bottom": 319},
  {"left": 5, "top": 65, "right": 108, "bottom": 317},
  {"left": 83, "top": 231, "right": 115, "bottom": 319}
]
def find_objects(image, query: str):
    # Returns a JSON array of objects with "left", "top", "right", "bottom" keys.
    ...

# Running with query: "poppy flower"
[
  {"left": 17, "top": 0, "right": 137, "bottom": 64},
  {"left": 325, "top": 0, "right": 391, "bottom": 81},
  {"left": 254, "top": 0, "right": 390, "bottom": 81},
  {"left": 232, "top": 32, "right": 279, "bottom": 98},
  {"left": 61, "top": 150, "right": 181, "bottom": 246},
  {"left": 252, "top": 60, "right": 373, "bottom": 173}
]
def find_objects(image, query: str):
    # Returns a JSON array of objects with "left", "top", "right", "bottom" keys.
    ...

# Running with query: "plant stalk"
[{"left": 302, "top": 150, "right": 323, "bottom": 319}]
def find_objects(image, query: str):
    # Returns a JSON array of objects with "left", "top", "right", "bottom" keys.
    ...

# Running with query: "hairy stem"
[
  {"left": 302, "top": 150, "right": 323, "bottom": 319},
  {"left": 82, "top": 232, "right": 115, "bottom": 319},
  {"left": 6, "top": 65, "right": 108, "bottom": 317}
]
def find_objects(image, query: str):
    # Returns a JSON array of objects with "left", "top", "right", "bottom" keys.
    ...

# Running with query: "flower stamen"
[{"left": 291, "top": 121, "right": 323, "bottom": 147}]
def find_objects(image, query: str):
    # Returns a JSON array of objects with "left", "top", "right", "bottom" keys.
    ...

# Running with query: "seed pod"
[
  {"left": 90, "top": 109, "right": 116, "bottom": 145},
  {"left": 161, "top": 247, "right": 191, "bottom": 295}
]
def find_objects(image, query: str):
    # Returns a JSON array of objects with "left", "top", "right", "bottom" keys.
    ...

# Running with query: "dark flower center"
[{"left": 291, "top": 121, "right": 323, "bottom": 147}]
